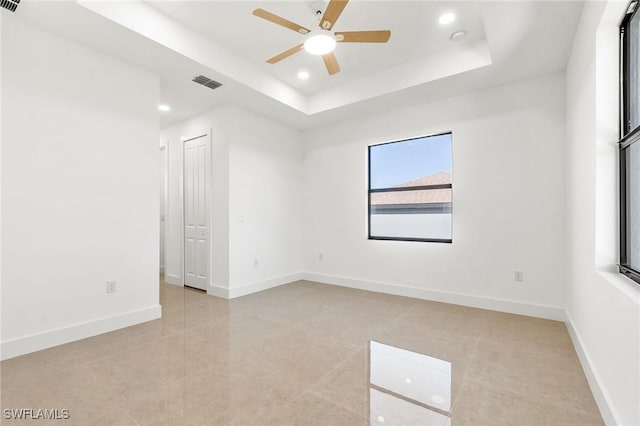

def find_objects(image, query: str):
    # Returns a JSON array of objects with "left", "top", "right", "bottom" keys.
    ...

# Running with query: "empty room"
[{"left": 1, "top": 0, "right": 639, "bottom": 425}]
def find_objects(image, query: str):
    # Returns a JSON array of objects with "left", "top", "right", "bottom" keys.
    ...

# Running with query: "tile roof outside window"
[{"left": 371, "top": 172, "right": 452, "bottom": 206}]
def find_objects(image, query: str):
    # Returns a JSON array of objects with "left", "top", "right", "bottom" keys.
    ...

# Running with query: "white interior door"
[{"left": 183, "top": 135, "right": 209, "bottom": 290}]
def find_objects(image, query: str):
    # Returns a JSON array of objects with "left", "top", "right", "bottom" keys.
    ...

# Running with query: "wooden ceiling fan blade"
[
  {"left": 320, "top": 0, "right": 349, "bottom": 31},
  {"left": 322, "top": 52, "right": 340, "bottom": 75},
  {"left": 253, "top": 8, "right": 310, "bottom": 34},
  {"left": 335, "top": 30, "right": 391, "bottom": 43},
  {"left": 266, "top": 44, "right": 304, "bottom": 64}
]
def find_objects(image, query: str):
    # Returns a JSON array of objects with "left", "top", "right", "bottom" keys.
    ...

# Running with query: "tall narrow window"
[
  {"left": 368, "top": 133, "right": 452, "bottom": 243},
  {"left": 620, "top": 2, "right": 640, "bottom": 284}
]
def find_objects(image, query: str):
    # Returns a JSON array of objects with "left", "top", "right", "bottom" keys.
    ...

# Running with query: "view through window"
[
  {"left": 368, "top": 133, "right": 452, "bottom": 243},
  {"left": 620, "top": 3, "right": 640, "bottom": 284}
]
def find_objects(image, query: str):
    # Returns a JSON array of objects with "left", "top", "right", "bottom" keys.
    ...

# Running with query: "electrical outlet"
[
  {"left": 253, "top": 259, "right": 259, "bottom": 268},
  {"left": 106, "top": 280, "right": 117, "bottom": 293},
  {"left": 514, "top": 271, "right": 524, "bottom": 282},
  {"left": 318, "top": 253, "right": 324, "bottom": 262}
]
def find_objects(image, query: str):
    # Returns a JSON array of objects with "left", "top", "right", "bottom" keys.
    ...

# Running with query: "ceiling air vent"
[
  {"left": 192, "top": 75, "right": 222, "bottom": 91},
  {"left": 1, "top": 0, "right": 20, "bottom": 12}
]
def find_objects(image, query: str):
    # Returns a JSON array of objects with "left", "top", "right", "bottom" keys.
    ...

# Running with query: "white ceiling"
[
  {"left": 7, "top": 1, "right": 584, "bottom": 130},
  {"left": 147, "top": 1, "right": 487, "bottom": 95}
]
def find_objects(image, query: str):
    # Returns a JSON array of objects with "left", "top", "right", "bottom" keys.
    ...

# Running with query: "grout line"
[
  {"left": 449, "top": 315, "right": 485, "bottom": 414},
  {"left": 120, "top": 402, "right": 143, "bottom": 426},
  {"left": 296, "top": 348, "right": 368, "bottom": 420}
]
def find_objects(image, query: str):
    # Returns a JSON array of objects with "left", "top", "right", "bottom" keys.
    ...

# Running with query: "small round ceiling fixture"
[
  {"left": 450, "top": 30, "right": 467, "bottom": 42},
  {"left": 297, "top": 70, "right": 310, "bottom": 80},
  {"left": 304, "top": 30, "right": 336, "bottom": 55},
  {"left": 438, "top": 12, "right": 456, "bottom": 25},
  {"left": 158, "top": 104, "right": 171, "bottom": 112}
]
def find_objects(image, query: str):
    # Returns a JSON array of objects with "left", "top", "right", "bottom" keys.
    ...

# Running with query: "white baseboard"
[
  {"left": 230, "top": 272, "right": 303, "bottom": 298},
  {"left": 208, "top": 272, "right": 304, "bottom": 299},
  {"left": 164, "top": 274, "right": 182, "bottom": 287},
  {"left": 0, "top": 305, "right": 162, "bottom": 361},
  {"left": 301, "top": 272, "right": 565, "bottom": 321},
  {"left": 207, "top": 284, "right": 229, "bottom": 299},
  {"left": 159, "top": 265, "right": 165, "bottom": 274},
  {"left": 564, "top": 310, "right": 617, "bottom": 426}
]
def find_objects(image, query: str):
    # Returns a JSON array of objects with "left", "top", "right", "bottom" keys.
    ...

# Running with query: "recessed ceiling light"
[
  {"left": 405, "top": 378, "right": 412, "bottom": 384},
  {"left": 297, "top": 71, "right": 310, "bottom": 80},
  {"left": 438, "top": 12, "right": 456, "bottom": 25},
  {"left": 450, "top": 31, "right": 467, "bottom": 42},
  {"left": 377, "top": 416, "right": 385, "bottom": 423},
  {"left": 158, "top": 104, "right": 171, "bottom": 112}
]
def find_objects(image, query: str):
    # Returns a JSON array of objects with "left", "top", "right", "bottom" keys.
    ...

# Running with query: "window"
[
  {"left": 368, "top": 133, "right": 452, "bottom": 243},
  {"left": 620, "top": 3, "right": 640, "bottom": 284}
]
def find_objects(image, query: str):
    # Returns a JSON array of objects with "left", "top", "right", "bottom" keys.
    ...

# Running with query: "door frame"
[
  {"left": 159, "top": 144, "right": 168, "bottom": 275},
  {"left": 181, "top": 133, "right": 212, "bottom": 292}
]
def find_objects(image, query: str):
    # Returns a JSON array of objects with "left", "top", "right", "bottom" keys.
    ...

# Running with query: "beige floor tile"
[
  {"left": 0, "top": 278, "right": 604, "bottom": 426},
  {"left": 203, "top": 311, "right": 300, "bottom": 351},
  {"left": 452, "top": 379, "right": 552, "bottom": 426},
  {"left": 2, "top": 364, "right": 132, "bottom": 426},
  {"left": 240, "top": 328, "right": 359, "bottom": 389},
  {"left": 309, "top": 349, "right": 370, "bottom": 418},
  {"left": 226, "top": 294, "right": 328, "bottom": 327},
  {"left": 322, "top": 292, "right": 415, "bottom": 320},
  {"left": 87, "top": 335, "right": 187, "bottom": 400},
  {"left": 452, "top": 379, "right": 604, "bottom": 426},
  {"left": 466, "top": 340, "right": 599, "bottom": 415},
  {"left": 119, "top": 379, "right": 185, "bottom": 426},
  {"left": 179, "top": 358, "right": 304, "bottom": 426},
  {"left": 481, "top": 311, "right": 574, "bottom": 353},
  {"left": 298, "top": 305, "right": 395, "bottom": 347},
  {"left": 260, "top": 391, "right": 369, "bottom": 426},
  {"left": 400, "top": 304, "right": 488, "bottom": 339}
]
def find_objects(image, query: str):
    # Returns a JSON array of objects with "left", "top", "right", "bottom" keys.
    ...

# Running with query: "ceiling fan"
[{"left": 252, "top": 0, "right": 391, "bottom": 75}]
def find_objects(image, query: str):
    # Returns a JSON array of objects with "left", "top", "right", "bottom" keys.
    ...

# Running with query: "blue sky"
[{"left": 370, "top": 134, "right": 452, "bottom": 189}]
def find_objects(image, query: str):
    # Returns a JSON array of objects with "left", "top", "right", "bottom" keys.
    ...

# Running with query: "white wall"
[
  {"left": 227, "top": 106, "right": 303, "bottom": 293},
  {"left": 160, "top": 105, "right": 302, "bottom": 296},
  {"left": 303, "top": 73, "right": 567, "bottom": 318},
  {"left": 1, "top": 19, "right": 161, "bottom": 360},
  {"left": 565, "top": 1, "right": 640, "bottom": 425}
]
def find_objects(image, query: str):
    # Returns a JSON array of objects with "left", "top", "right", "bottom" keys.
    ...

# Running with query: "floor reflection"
[{"left": 369, "top": 340, "right": 452, "bottom": 426}]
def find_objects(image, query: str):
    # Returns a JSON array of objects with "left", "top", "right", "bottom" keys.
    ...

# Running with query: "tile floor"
[{"left": 0, "top": 278, "right": 603, "bottom": 425}]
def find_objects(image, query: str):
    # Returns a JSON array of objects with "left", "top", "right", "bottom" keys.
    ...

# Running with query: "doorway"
[{"left": 183, "top": 134, "right": 210, "bottom": 291}]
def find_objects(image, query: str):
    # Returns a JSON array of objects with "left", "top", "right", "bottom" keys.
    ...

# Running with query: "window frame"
[
  {"left": 619, "top": 2, "right": 640, "bottom": 284},
  {"left": 367, "top": 132, "right": 453, "bottom": 244}
]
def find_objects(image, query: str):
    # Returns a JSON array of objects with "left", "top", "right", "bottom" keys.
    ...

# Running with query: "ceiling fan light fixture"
[
  {"left": 438, "top": 12, "right": 456, "bottom": 25},
  {"left": 304, "top": 31, "right": 336, "bottom": 55}
]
